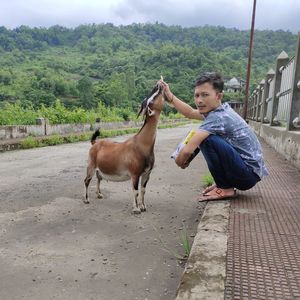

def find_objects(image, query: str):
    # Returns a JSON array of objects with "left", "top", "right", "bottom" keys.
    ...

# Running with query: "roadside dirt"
[{"left": 0, "top": 124, "right": 208, "bottom": 300}]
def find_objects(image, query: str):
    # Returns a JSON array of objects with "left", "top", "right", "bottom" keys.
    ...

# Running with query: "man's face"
[{"left": 194, "top": 82, "right": 223, "bottom": 115}]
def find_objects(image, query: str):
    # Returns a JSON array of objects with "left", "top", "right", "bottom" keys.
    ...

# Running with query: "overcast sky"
[{"left": 0, "top": 0, "right": 299, "bottom": 32}]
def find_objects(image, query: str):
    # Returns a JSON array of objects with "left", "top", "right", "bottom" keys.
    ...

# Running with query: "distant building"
[
  {"left": 224, "top": 77, "right": 245, "bottom": 116},
  {"left": 224, "top": 77, "right": 246, "bottom": 93}
]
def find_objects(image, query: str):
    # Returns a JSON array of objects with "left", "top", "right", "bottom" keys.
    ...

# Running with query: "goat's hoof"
[
  {"left": 83, "top": 199, "right": 90, "bottom": 204},
  {"left": 141, "top": 206, "right": 147, "bottom": 212},
  {"left": 97, "top": 193, "right": 103, "bottom": 199},
  {"left": 132, "top": 207, "right": 141, "bottom": 214}
]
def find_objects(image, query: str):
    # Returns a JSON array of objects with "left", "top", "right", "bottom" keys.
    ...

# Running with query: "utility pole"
[{"left": 243, "top": 0, "right": 257, "bottom": 120}]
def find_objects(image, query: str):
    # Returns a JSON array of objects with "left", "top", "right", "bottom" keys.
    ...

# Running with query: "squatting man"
[{"left": 159, "top": 72, "right": 268, "bottom": 201}]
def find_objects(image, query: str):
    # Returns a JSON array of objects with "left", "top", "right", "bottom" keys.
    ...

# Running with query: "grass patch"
[
  {"left": 63, "top": 133, "right": 91, "bottom": 143},
  {"left": 64, "top": 134, "right": 81, "bottom": 143},
  {"left": 179, "top": 225, "right": 192, "bottom": 257},
  {"left": 43, "top": 135, "right": 64, "bottom": 146},
  {"left": 99, "top": 127, "right": 139, "bottom": 138},
  {"left": 202, "top": 173, "right": 214, "bottom": 187},
  {"left": 21, "top": 136, "right": 43, "bottom": 149},
  {"left": 158, "top": 121, "right": 188, "bottom": 130},
  {"left": 153, "top": 224, "right": 192, "bottom": 261}
]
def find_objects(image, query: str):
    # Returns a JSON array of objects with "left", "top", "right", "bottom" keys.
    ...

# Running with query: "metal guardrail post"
[
  {"left": 269, "top": 51, "right": 289, "bottom": 126},
  {"left": 287, "top": 32, "right": 300, "bottom": 131},
  {"left": 261, "top": 69, "right": 275, "bottom": 123},
  {"left": 248, "top": 95, "right": 253, "bottom": 119},
  {"left": 256, "top": 80, "right": 265, "bottom": 121},
  {"left": 251, "top": 92, "right": 257, "bottom": 120},
  {"left": 254, "top": 86, "right": 260, "bottom": 121}
]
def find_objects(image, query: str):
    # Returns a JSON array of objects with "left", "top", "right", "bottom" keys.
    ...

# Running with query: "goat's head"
[{"left": 138, "top": 82, "right": 165, "bottom": 118}]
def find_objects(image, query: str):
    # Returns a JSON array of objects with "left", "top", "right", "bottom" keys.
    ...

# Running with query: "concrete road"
[{"left": 0, "top": 124, "right": 208, "bottom": 300}]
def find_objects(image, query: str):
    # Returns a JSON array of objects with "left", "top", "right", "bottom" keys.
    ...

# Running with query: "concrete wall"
[
  {"left": 0, "top": 122, "right": 138, "bottom": 141},
  {"left": 2, "top": 119, "right": 299, "bottom": 170},
  {"left": 0, "top": 119, "right": 184, "bottom": 141},
  {"left": 0, "top": 125, "right": 46, "bottom": 140},
  {"left": 46, "top": 123, "right": 93, "bottom": 136},
  {"left": 249, "top": 120, "right": 300, "bottom": 170}
]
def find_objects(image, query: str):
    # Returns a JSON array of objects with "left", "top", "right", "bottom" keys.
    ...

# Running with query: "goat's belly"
[{"left": 97, "top": 169, "right": 130, "bottom": 182}]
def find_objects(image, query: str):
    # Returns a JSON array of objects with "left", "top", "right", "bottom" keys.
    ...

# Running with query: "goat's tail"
[{"left": 91, "top": 129, "right": 100, "bottom": 145}]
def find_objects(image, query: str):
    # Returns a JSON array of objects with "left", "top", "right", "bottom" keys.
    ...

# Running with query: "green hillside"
[{"left": 0, "top": 23, "right": 297, "bottom": 111}]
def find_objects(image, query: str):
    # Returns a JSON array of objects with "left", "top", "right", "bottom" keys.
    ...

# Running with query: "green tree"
[
  {"left": 77, "top": 76, "right": 95, "bottom": 108},
  {"left": 106, "top": 73, "right": 129, "bottom": 108}
]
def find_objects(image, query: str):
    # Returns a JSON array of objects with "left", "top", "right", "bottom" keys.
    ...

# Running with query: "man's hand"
[
  {"left": 175, "top": 130, "right": 210, "bottom": 169},
  {"left": 159, "top": 78, "right": 174, "bottom": 104},
  {"left": 175, "top": 155, "right": 190, "bottom": 169}
]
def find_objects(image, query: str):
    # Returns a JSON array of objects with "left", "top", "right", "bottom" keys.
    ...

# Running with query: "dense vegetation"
[
  {"left": 0, "top": 23, "right": 297, "bottom": 124},
  {"left": 0, "top": 100, "right": 182, "bottom": 125}
]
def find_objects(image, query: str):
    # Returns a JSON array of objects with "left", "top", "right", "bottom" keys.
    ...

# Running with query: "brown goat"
[{"left": 83, "top": 82, "right": 165, "bottom": 213}]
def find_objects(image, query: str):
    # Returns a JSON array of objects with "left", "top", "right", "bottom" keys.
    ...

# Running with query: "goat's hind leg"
[
  {"left": 96, "top": 170, "right": 103, "bottom": 199},
  {"left": 83, "top": 163, "right": 95, "bottom": 204}
]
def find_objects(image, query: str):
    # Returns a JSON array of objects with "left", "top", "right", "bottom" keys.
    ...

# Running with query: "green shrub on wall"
[
  {"left": 0, "top": 102, "right": 39, "bottom": 125},
  {"left": 0, "top": 100, "right": 142, "bottom": 125}
]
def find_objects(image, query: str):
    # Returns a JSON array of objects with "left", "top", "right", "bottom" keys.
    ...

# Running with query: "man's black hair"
[{"left": 194, "top": 72, "right": 224, "bottom": 93}]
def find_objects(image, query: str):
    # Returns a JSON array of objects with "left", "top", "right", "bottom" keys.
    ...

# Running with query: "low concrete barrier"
[
  {"left": 0, "top": 119, "right": 186, "bottom": 141},
  {"left": 0, "top": 119, "right": 188, "bottom": 152},
  {"left": 0, "top": 121, "right": 117, "bottom": 141},
  {"left": 249, "top": 120, "right": 300, "bottom": 170},
  {"left": 176, "top": 201, "right": 230, "bottom": 300}
]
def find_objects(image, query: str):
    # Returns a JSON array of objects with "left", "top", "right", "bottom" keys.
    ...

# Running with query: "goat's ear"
[
  {"left": 137, "top": 98, "right": 147, "bottom": 117},
  {"left": 137, "top": 105, "right": 144, "bottom": 117},
  {"left": 147, "top": 107, "right": 155, "bottom": 116}
]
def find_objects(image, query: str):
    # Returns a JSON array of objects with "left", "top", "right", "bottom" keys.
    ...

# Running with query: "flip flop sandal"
[
  {"left": 202, "top": 184, "right": 216, "bottom": 195},
  {"left": 202, "top": 187, "right": 237, "bottom": 197},
  {"left": 199, "top": 188, "right": 237, "bottom": 202}
]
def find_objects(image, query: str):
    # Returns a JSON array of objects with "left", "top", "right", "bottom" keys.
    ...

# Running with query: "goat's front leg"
[
  {"left": 140, "top": 170, "right": 151, "bottom": 212},
  {"left": 131, "top": 176, "right": 141, "bottom": 214},
  {"left": 95, "top": 170, "right": 104, "bottom": 199}
]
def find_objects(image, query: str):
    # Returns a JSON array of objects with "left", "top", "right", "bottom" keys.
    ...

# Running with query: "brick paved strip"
[{"left": 225, "top": 142, "right": 300, "bottom": 299}]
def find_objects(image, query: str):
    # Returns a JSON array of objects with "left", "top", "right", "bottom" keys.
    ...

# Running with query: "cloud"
[
  {"left": 113, "top": 0, "right": 249, "bottom": 28},
  {"left": 0, "top": 0, "right": 299, "bottom": 32},
  {"left": 255, "top": 0, "right": 300, "bottom": 32},
  {"left": 112, "top": 0, "right": 299, "bottom": 32}
]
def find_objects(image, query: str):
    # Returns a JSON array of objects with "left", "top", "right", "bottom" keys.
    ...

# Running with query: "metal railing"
[
  {"left": 247, "top": 32, "right": 300, "bottom": 131},
  {"left": 265, "top": 77, "right": 275, "bottom": 122},
  {"left": 277, "top": 57, "right": 295, "bottom": 123}
]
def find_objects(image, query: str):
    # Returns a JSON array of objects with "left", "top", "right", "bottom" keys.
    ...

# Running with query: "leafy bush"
[
  {"left": 21, "top": 136, "right": 42, "bottom": 149},
  {"left": 38, "top": 100, "right": 91, "bottom": 124}
]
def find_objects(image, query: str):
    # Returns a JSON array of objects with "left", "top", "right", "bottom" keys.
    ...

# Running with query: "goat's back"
[{"left": 89, "top": 138, "right": 154, "bottom": 176}]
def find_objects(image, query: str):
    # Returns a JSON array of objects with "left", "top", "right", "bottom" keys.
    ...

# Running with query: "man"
[{"left": 160, "top": 72, "right": 268, "bottom": 201}]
